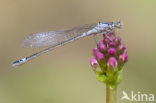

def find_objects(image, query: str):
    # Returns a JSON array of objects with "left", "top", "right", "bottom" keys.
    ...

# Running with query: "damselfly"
[{"left": 12, "top": 22, "right": 122, "bottom": 67}]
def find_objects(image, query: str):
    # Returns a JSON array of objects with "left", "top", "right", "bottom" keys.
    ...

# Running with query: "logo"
[{"left": 121, "top": 90, "right": 154, "bottom": 102}]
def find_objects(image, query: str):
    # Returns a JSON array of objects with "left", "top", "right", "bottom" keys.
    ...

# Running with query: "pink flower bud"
[
  {"left": 92, "top": 48, "right": 98, "bottom": 56},
  {"left": 95, "top": 52, "right": 105, "bottom": 62},
  {"left": 108, "top": 33, "right": 116, "bottom": 41},
  {"left": 108, "top": 32, "right": 113, "bottom": 37},
  {"left": 103, "top": 37, "right": 110, "bottom": 44},
  {"left": 98, "top": 41, "right": 107, "bottom": 53},
  {"left": 118, "top": 44, "right": 126, "bottom": 52},
  {"left": 114, "top": 37, "right": 121, "bottom": 46},
  {"left": 119, "top": 54, "right": 128, "bottom": 63},
  {"left": 107, "top": 57, "right": 118, "bottom": 68},
  {"left": 103, "top": 33, "right": 107, "bottom": 38},
  {"left": 109, "top": 42, "right": 116, "bottom": 48},
  {"left": 108, "top": 48, "right": 116, "bottom": 56},
  {"left": 90, "top": 58, "right": 99, "bottom": 70},
  {"left": 123, "top": 49, "right": 127, "bottom": 54}
]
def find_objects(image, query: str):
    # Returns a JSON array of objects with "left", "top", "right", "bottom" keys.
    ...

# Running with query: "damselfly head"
[{"left": 113, "top": 22, "right": 122, "bottom": 29}]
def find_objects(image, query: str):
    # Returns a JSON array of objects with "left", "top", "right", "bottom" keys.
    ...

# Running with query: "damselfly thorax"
[{"left": 13, "top": 22, "right": 122, "bottom": 67}]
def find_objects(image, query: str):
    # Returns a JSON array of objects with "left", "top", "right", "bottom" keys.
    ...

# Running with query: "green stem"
[{"left": 106, "top": 84, "right": 117, "bottom": 103}]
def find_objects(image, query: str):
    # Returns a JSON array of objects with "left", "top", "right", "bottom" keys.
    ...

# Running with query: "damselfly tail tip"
[
  {"left": 12, "top": 58, "right": 27, "bottom": 67},
  {"left": 12, "top": 60, "right": 20, "bottom": 67}
]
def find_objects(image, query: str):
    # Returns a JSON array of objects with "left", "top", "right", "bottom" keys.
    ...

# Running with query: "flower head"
[{"left": 89, "top": 32, "right": 128, "bottom": 87}]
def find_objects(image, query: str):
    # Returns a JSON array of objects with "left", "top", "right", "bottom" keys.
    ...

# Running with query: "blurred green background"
[{"left": 0, "top": 0, "right": 156, "bottom": 103}]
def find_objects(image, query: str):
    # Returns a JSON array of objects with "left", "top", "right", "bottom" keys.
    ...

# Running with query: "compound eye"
[
  {"left": 117, "top": 23, "right": 120, "bottom": 26},
  {"left": 115, "top": 22, "right": 122, "bottom": 28}
]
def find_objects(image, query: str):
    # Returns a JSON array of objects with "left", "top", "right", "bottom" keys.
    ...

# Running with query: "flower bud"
[
  {"left": 90, "top": 58, "right": 99, "bottom": 70},
  {"left": 108, "top": 33, "right": 116, "bottom": 41},
  {"left": 109, "top": 42, "right": 116, "bottom": 48},
  {"left": 108, "top": 32, "right": 113, "bottom": 37},
  {"left": 98, "top": 41, "right": 107, "bottom": 53},
  {"left": 119, "top": 54, "right": 128, "bottom": 63},
  {"left": 118, "top": 44, "right": 126, "bottom": 53},
  {"left": 114, "top": 37, "right": 121, "bottom": 46},
  {"left": 103, "top": 37, "right": 110, "bottom": 44},
  {"left": 108, "top": 48, "right": 116, "bottom": 56},
  {"left": 95, "top": 52, "right": 105, "bottom": 62},
  {"left": 123, "top": 48, "right": 127, "bottom": 54},
  {"left": 103, "top": 33, "right": 107, "bottom": 38},
  {"left": 92, "top": 48, "right": 98, "bottom": 56},
  {"left": 107, "top": 57, "right": 118, "bottom": 69}
]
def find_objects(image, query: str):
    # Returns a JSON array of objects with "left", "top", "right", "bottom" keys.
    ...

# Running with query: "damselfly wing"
[{"left": 22, "top": 24, "right": 97, "bottom": 48}]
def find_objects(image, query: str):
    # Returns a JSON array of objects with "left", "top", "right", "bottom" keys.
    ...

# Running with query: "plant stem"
[{"left": 106, "top": 84, "right": 117, "bottom": 103}]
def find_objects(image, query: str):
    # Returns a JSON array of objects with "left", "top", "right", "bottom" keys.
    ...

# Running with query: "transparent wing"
[{"left": 22, "top": 24, "right": 97, "bottom": 48}]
